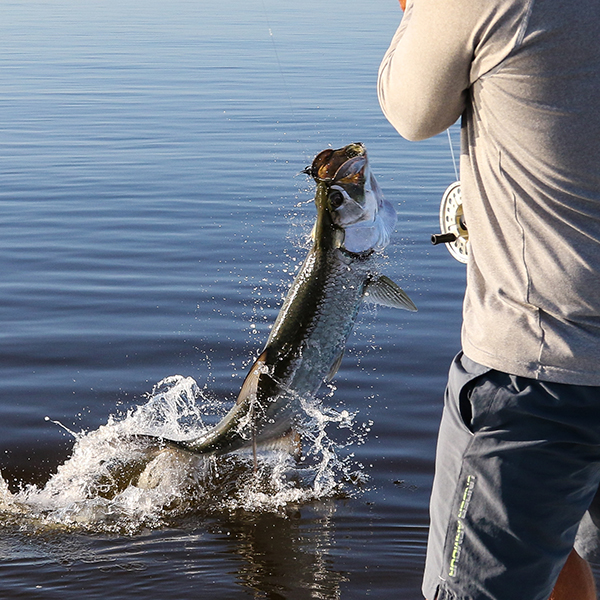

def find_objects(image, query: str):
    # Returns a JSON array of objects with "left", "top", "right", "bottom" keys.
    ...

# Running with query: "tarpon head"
[{"left": 308, "top": 143, "right": 397, "bottom": 254}]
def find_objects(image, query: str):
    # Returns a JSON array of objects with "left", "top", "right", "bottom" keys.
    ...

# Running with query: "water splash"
[{"left": 0, "top": 375, "right": 367, "bottom": 534}]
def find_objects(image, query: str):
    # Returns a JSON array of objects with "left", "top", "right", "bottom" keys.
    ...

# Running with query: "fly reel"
[{"left": 431, "top": 181, "right": 469, "bottom": 263}]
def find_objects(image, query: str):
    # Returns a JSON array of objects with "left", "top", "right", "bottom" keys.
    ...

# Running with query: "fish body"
[{"left": 164, "top": 143, "right": 416, "bottom": 456}]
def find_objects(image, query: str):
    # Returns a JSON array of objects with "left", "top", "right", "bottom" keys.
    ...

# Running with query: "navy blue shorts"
[{"left": 422, "top": 353, "right": 600, "bottom": 600}]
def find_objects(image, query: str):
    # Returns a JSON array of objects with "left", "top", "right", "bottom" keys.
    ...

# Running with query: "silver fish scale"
[{"left": 268, "top": 246, "right": 371, "bottom": 397}]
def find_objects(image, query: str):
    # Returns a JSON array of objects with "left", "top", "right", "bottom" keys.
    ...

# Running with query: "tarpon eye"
[{"left": 328, "top": 189, "right": 345, "bottom": 210}]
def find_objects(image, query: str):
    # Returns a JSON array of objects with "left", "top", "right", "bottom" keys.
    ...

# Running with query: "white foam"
[{"left": 0, "top": 375, "right": 366, "bottom": 533}]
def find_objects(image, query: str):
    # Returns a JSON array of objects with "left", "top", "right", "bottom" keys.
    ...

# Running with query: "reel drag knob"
[{"left": 431, "top": 181, "right": 469, "bottom": 264}]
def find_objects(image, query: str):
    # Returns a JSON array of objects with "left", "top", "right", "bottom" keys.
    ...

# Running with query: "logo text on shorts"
[{"left": 449, "top": 475, "right": 476, "bottom": 578}]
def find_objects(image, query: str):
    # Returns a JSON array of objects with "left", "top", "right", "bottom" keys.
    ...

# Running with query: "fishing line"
[
  {"left": 258, "top": 0, "right": 319, "bottom": 255},
  {"left": 260, "top": 0, "right": 297, "bottom": 124},
  {"left": 259, "top": 0, "right": 321, "bottom": 168},
  {"left": 446, "top": 127, "right": 459, "bottom": 181}
]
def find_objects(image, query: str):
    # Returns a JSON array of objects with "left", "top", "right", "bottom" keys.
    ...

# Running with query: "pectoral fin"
[{"left": 363, "top": 275, "right": 418, "bottom": 312}]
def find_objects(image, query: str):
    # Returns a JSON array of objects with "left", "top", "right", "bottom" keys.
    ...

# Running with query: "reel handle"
[{"left": 431, "top": 232, "right": 457, "bottom": 245}]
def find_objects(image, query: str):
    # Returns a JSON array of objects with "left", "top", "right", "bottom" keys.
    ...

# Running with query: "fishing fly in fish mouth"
[{"left": 146, "top": 143, "right": 417, "bottom": 462}]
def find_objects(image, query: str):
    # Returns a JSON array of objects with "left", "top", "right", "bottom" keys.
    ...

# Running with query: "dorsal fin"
[
  {"left": 236, "top": 349, "right": 269, "bottom": 405},
  {"left": 236, "top": 349, "right": 270, "bottom": 471},
  {"left": 363, "top": 275, "right": 418, "bottom": 312}
]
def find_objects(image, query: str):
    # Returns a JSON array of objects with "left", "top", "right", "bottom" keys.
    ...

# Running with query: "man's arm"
[{"left": 378, "top": 0, "right": 475, "bottom": 141}]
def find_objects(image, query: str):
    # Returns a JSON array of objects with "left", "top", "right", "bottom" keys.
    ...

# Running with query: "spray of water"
[{"left": 0, "top": 375, "right": 367, "bottom": 534}]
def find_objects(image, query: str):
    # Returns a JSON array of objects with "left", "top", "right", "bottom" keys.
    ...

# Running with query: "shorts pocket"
[
  {"left": 444, "top": 353, "right": 493, "bottom": 436},
  {"left": 458, "top": 379, "right": 476, "bottom": 432}
]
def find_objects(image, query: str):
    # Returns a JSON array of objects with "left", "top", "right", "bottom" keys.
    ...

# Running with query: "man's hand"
[{"left": 399, "top": 0, "right": 406, "bottom": 9}]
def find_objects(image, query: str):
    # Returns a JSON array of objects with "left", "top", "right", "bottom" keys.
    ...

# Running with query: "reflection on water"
[
  {"left": 224, "top": 506, "right": 346, "bottom": 599},
  {"left": 0, "top": 505, "right": 350, "bottom": 600}
]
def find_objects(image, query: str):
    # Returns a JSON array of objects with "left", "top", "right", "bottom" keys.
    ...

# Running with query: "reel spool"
[{"left": 431, "top": 181, "right": 469, "bottom": 264}]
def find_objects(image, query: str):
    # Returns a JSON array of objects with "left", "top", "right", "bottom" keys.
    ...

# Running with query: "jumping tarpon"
[{"left": 152, "top": 143, "right": 416, "bottom": 459}]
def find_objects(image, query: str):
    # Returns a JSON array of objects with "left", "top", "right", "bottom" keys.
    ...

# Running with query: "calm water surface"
[{"left": 0, "top": 1, "right": 474, "bottom": 597}]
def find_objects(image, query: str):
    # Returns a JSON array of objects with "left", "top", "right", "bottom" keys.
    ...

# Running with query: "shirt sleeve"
[{"left": 378, "top": 0, "right": 479, "bottom": 141}]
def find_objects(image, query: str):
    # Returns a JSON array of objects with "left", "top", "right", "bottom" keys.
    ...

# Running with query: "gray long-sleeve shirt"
[{"left": 379, "top": 0, "right": 600, "bottom": 385}]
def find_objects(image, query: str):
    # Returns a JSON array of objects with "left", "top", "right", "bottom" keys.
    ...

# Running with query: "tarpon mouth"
[
  {"left": 308, "top": 142, "right": 366, "bottom": 182},
  {"left": 307, "top": 142, "right": 397, "bottom": 254}
]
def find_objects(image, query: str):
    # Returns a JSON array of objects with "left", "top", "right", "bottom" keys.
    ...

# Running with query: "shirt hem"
[{"left": 462, "top": 340, "right": 600, "bottom": 386}]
